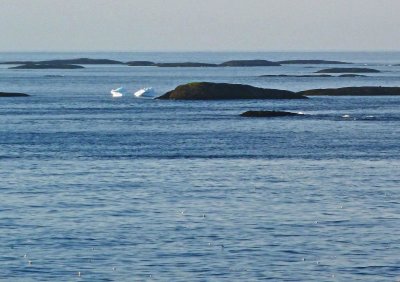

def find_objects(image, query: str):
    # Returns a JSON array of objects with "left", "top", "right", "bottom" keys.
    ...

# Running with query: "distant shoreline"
[{"left": 1, "top": 58, "right": 354, "bottom": 68}]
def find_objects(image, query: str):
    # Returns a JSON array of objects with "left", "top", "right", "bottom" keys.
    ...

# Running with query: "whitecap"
[
  {"left": 134, "top": 87, "right": 157, "bottom": 98},
  {"left": 111, "top": 87, "right": 124, "bottom": 97}
]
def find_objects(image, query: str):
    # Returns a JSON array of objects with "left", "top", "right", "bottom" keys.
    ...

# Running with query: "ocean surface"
[{"left": 1, "top": 52, "right": 400, "bottom": 281}]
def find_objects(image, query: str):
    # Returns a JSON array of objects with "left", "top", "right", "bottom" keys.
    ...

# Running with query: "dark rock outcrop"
[
  {"left": 126, "top": 61, "right": 156, "bottom": 66},
  {"left": 277, "top": 60, "right": 351, "bottom": 65},
  {"left": 155, "top": 62, "right": 218, "bottom": 67},
  {"left": 9, "top": 63, "right": 84, "bottom": 69},
  {"left": 315, "top": 68, "right": 380, "bottom": 73},
  {"left": 298, "top": 86, "right": 400, "bottom": 96},
  {"left": 219, "top": 60, "right": 281, "bottom": 67},
  {"left": 240, "top": 110, "right": 301, "bottom": 117},
  {"left": 0, "top": 92, "right": 29, "bottom": 97},
  {"left": 157, "top": 82, "right": 306, "bottom": 100}
]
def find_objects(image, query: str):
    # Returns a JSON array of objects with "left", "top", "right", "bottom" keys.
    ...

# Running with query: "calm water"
[{"left": 1, "top": 52, "right": 400, "bottom": 281}]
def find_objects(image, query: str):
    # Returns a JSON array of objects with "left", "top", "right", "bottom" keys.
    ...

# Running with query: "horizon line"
[{"left": 1, "top": 49, "right": 400, "bottom": 53}]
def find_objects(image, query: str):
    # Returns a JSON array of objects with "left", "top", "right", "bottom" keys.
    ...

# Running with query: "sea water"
[{"left": 0, "top": 52, "right": 400, "bottom": 281}]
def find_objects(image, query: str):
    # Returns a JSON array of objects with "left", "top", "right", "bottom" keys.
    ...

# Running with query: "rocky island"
[
  {"left": 126, "top": 61, "right": 156, "bottom": 66},
  {"left": 219, "top": 60, "right": 281, "bottom": 67},
  {"left": 0, "top": 92, "right": 30, "bottom": 97},
  {"left": 240, "top": 111, "right": 302, "bottom": 117},
  {"left": 155, "top": 62, "right": 218, "bottom": 67},
  {"left": 338, "top": 74, "right": 366, "bottom": 77},
  {"left": 39, "top": 58, "right": 124, "bottom": 65},
  {"left": 158, "top": 83, "right": 400, "bottom": 100},
  {"left": 126, "top": 60, "right": 282, "bottom": 67},
  {"left": 2, "top": 58, "right": 360, "bottom": 68},
  {"left": 9, "top": 63, "right": 84, "bottom": 69},
  {"left": 298, "top": 86, "right": 400, "bottom": 96},
  {"left": 315, "top": 67, "right": 380, "bottom": 73},
  {"left": 277, "top": 60, "right": 351, "bottom": 65},
  {"left": 2, "top": 58, "right": 124, "bottom": 65},
  {"left": 157, "top": 82, "right": 306, "bottom": 100}
]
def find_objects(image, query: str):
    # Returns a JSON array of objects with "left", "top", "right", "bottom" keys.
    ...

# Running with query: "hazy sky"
[{"left": 0, "top": 0, "right": 399, "bottom": 51}]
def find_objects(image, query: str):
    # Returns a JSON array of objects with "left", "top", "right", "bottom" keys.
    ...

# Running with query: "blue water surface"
[{"left": 0, "top": 52, "right": 400, "bottom": 281}]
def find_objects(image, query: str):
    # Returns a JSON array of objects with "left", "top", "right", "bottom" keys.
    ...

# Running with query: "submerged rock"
[
  {"left": 298, "top": 86, "right": 400, "bottom": 96},
  {"left": 0, "top": 92, "right": 29, "bottom": 97},
  {"left": 157, "top": 82, "right": 306, "bottom": 100},
  {"left": 315, "top": 68, "right": 380, "bottom": 73},
  {"left": 9, "top": 63, "right": 84, "bottom": 69},
  {"left": 219, "top": 60, "right": 281, "bottom": 67},
  {"left": 277, "top": 60, "right": 351, "bottom": 65},
  {"left": 240, "top": 111, "right": 301, "bottom": 117}
]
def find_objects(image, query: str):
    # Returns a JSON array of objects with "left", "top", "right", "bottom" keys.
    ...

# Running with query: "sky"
[{"left": 0, "top": 0, "right": 399, "bottom": 52}]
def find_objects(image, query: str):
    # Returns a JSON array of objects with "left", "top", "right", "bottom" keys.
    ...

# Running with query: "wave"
[
  {"left": 134, "top": 87, "right": 157, "bottom": 98},
  {"left": 110, "top": 87, "right": 124, "bottom": 97}
]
